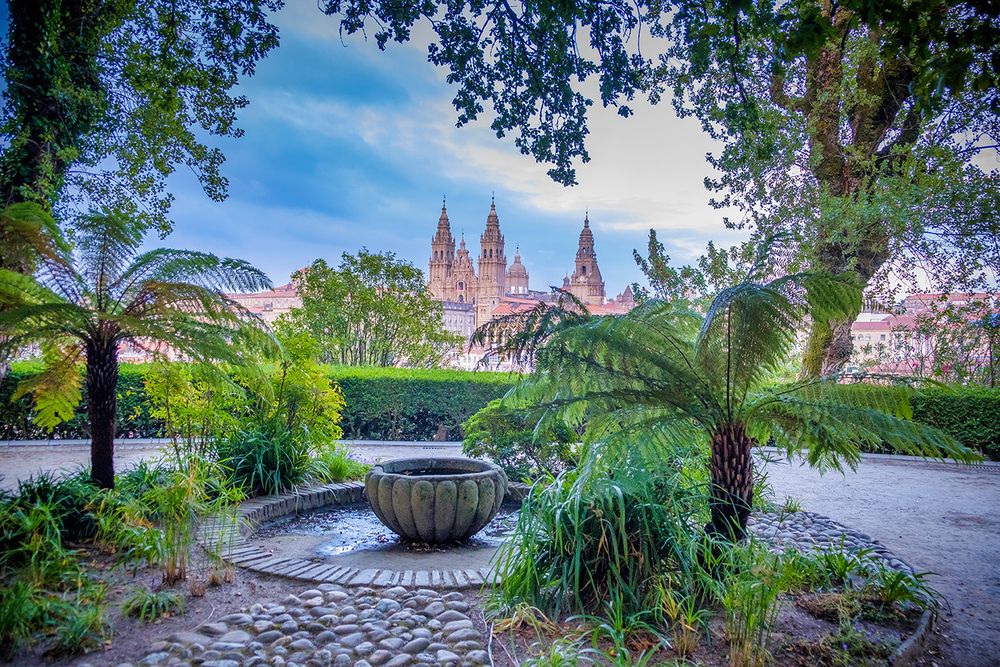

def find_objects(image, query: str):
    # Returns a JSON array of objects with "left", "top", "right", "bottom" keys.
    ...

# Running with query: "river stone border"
[{"left": 202, "top": 481, "right": 531, "bottom": 590}]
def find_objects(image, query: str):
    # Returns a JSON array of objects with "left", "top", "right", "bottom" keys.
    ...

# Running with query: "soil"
[
  {"left": 481, "top": 591, "right": 920, "bottom": 667},
  {"left": 11, "top": 547, "right": 294, "bottom": 667}
]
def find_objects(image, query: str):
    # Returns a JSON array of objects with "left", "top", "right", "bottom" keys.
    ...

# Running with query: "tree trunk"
[
  {"left": 87, "top": 338, "right": 119, "bottom": 489},
  {"left": 707, "top": 423, "right": 755, "bottom": 541}
]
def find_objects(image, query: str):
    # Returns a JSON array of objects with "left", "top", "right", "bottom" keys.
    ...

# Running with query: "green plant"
[
  {"left": 311, "top": 442, "right": 370, "bottom": 482},
  {"left": 46, "top": 590, "right": 108, "bottom": 657},
  {"left": 816, "top": 542, "right": 875, "bottom": 588},
  {"left": 650, "top": 578, "right": 710, "bottom": 658},
  {"left": 136, "top": 458, "right": 243, "bottom": 584},
  {"left": 0, "top": 210, "right": 274, "bottom": 488},
  {"left": 122, "top": 588, "right": 184, "bottom": 623},
  {"left": 4, "top": 470, "right": 101, "bottom": 543},
  {"left": 714, "top": 543, "right": 787, "bottom": 667},
  {"left": 494, "top": 467, "right": 702, "bottom": 616},
  {"left": 0, "top": 580, "right": 36, "bottom": 658},
  {"left": 215, "top": 419, "right": 312, "bottom": 497},
  {"left": 911, "top": 388, "right": 1000, "bottom": 459},
  {"left": 866, "top": 565, "right": 940, "bottom": 612},
  {"left": 574, "top": 596, "right": 667, "bottom": 665},
  {"left": 462, "top": 399, "right": 578, "bottom": 480},
  {"left": 484, "top": 238, "right": 976, "bottom": 542}
]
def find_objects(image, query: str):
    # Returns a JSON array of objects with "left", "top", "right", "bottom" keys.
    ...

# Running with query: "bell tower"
[
  {"left": 568, "top": 212, "right": 605, "bottom": 305},
  {"left": 476, "top": 196, "right": 507, "bottom": 326},
  {"left": 428, "top": 197, "right": 455, "bottom": 300}
]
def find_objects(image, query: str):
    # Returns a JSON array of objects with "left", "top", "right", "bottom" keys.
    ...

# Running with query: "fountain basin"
[{"left": 365, "top": 457, "right": 508, "bottom": 543}]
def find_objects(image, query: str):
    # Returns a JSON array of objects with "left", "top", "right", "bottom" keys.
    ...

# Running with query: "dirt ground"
[{"left": 762, "top": 455, "right": 1000, "bottom": 667}]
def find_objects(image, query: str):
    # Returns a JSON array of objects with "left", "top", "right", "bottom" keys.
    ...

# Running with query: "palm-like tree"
[
  {"left": 0, "top": 210, "right": 273, "bottom": 489},
  {"left": 488, "top": 244, "right": 976, "bottom": 541}
]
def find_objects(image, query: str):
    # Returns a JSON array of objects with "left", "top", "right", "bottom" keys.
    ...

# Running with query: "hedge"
[
  {"left": 0, "top": 363, "right": 518, "bottom": 442},
  {"left": 911, "top": 388, "right": 1000, "bottom": 461},
  {"left": 1, "top": 363, "right": 996, "bottom": 459}
]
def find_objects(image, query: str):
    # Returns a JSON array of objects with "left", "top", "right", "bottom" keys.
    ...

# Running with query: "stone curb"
[
  {"left": 201, "top": 481, "right": 532, "bottom": 590},
  {"left": 890, "top": 608, "right": 936, "bottom": 666}
]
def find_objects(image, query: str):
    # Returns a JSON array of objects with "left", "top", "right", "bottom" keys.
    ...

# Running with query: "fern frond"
[{"left": 13, "top": 345, "right": 84, "bottom": 430}]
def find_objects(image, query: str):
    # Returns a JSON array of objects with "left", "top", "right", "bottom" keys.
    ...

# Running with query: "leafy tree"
[
  {"left": 632, "top": 229, "right": 753, "bottom": 305},
  {"left": 318, "top": 0, "right": 999, "bottom": 373},
  {"left": 0, "top": 211, "right": 273, "bottom": 488},
  {"left": 0, "top": 0, "right": 283, "bottom": 266},
  {"left": 491, "top": 240, "right": 975, "bottom": 540},
  {"left": 282, "top": 250, "right": 463, "bottom": 367}
]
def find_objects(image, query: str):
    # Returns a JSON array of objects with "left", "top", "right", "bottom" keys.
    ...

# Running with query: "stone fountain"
[{"left": 364, "top": 457, "right": 508, "bottom": 543}]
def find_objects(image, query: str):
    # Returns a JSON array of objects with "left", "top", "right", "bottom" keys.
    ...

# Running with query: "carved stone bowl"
[{"left": 364, "top": 457, "right": 508, "bottom": 543}]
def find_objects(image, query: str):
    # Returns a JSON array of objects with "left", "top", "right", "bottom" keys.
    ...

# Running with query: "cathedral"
[{"left": 427, "top": 198, "right": 609, "bottom": 328}]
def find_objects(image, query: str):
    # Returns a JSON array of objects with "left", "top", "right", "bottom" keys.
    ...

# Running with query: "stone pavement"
[{"left": 107, "top": 584, "right": 489, "bottom": 667}]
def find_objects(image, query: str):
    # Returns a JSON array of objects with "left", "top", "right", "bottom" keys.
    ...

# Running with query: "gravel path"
[{"left": 761, "top": 454, "right": 1000, "bottom": 667}]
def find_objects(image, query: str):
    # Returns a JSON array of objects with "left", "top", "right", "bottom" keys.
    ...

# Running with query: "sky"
[{"left": 2, "top": 3, "right": 745, "bottom": 294}]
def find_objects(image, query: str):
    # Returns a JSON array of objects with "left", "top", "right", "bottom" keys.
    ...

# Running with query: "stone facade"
[{"left": 427, "top": 200, "right": 610, "bottom": 329}]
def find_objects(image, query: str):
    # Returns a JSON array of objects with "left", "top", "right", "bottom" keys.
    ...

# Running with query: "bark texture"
[
  {"left": 86, "top": 337, "right": 119, "bottom": 489},
  {"left": 708, "top": 422, "right": 755, "bottom": 541}
]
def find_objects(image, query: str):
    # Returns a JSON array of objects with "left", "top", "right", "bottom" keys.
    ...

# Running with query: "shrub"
[
  {"left": 214, "top": 420, "right": 312, "bottom": 496},
  {"left": 4, "top": 471, "right": 102, "bottom": 544},
  {"left": 122, "top": 588, "right": 184, "bottom": 623},
  {"left": 462, "top": 399, "right": 578, "bottom": 480},
  {"left": 329, "top": 366, "right": 517, "bottom": 440},
  {"left": 1, "top": 362, "right": 515, "bottom": 441},
  {"left": 911, "top": 388, "right": 1000, "bottom": 459},
  {"left": 311, "top": 442, "right": 370, "bottom": 482}
]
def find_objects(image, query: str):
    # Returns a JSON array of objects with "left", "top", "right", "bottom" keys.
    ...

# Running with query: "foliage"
[
  {"left": 0, "top": 210, "right": 274, "bottom": 487},
  {"left": 494, "top": 240, "right": 975, "bottom": 540},
  {"left": 911, "top": 388, "right": 1000, "bottom": 460},
  {"left": 2, "top": 471, "right": 102, "bottom": 545},
  {"left": 319, "top": 0, "right": 999, "bottom": 374},
  {"left": 330, "top": 365, "right": 517, "bottom": 440},
  {"left": 214, "top": 419, "right": 314, "bottom": 497},
  {"left": 1, "top": 362, "right": 516, "bottom": 442},
  {"left": 0, "top": 497, "right": 110, "bottom": 657},
  {"left": 0, "top": 0, "right": 283, "bottom": 240},
  {"left": 493, "top": 467, "right": 705, "bottom": 617},
  {"left": 122, "top": 588, "right": 184, "bottom": 623},
  {"left": 311, "top": 442, "right": 370, "bottom": 483},
  {"left": 462, "top": 399, "right": 578, "bottom": 481},
  {"left": 282, "top": 251, "right": 463, "bottom": 367}
]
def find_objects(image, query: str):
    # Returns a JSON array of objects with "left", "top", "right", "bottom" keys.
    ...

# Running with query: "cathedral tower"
[
  {"left": 428, "top": 199, "right": 455, "bottom": 300},
  {"left": 507, "top": 247, "right": 529, "bottom": 295},
  {"left": 452, "top": 234, "right": 478, "bottom": 305},
  {"left": 568, "top": 212, "right": 605, "bottom": 305},
  {"left": 476, "top": 198, "right": 507, "bottom": 326}
]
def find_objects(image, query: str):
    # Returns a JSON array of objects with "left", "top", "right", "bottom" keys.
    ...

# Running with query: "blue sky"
[{"left": 2, "top": 3, "right": 744, "bottom": 293}]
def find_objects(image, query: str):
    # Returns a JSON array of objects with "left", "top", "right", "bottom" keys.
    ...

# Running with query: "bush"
[
  {"left": 214, "top": 420, "right": 312, "bottom": 496},
  {"left": 0, "top": 362, "right": 161, "bottom": 439},
  {"left": 311, "top": 442, "right": 370, "bottom": 482},
  {"left": 329, "top": 366, "right": 518, "bottom": 440},
  {"left": 462, "top": 400, "right": 578, "bottom": 480},
  {"left": 911, "top": 388, "right": 1000, "bottom": 460},
  {"left": 1, "top": 362, "right": 516, "bottom": 442}
]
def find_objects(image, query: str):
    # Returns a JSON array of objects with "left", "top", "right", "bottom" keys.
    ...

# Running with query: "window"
[
  {"left": 880, "top": 334, "right": 886, "bottom": 340},
  {"left": 581, "top": 265, "right": 587, "bottom": 275},
  {"left": 458, "top": 295, "right": 464, "bottom": 303},
  {"left": 458, "top": 281, "right": 464, "bottom": 290}
]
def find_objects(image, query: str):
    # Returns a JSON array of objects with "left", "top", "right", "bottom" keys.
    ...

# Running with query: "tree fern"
[
  {"left": 0, "top": 210, "right": 274, "bottom": 488},
  {"left": 498, "top": 241, "right": 977, "bottom": 540}
]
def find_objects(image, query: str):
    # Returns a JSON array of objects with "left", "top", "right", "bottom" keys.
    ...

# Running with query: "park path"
[
  {"left": 761, "top": 454, "right": 1000, "bottom": 667},
  {"left": 2, "top": 440, "right": 997, "bottom": 665}
]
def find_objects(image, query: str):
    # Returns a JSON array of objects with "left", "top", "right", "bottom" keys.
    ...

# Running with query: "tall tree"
[
  {"left": 488, "top": 240, "right": 975, "bottom": 540},
  {"left": 0, "top": 0, "right": 283, "bottom": 262},
  {"left": 0, "top": 212, "right": 273, "bottom": 488},
  {"left": 283, "top": 250, "right": 463, "bottom": 368},
  {"left": 318, "top": 0, "right": 999, "bottom": 373}
]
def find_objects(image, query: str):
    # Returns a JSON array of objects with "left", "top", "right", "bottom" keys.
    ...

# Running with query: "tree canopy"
[
  {"left": 281, "top": 250, "right": 463, "bottom": 368},
  {"left": 0, "top": 0, "right": 283, "bottom": 252},
  {"left": 319, "top": 0, "right": 999, "bottom": 372}
]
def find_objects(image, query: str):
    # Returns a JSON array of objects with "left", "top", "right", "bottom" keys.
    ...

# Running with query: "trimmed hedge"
[
  {"left": 0, "top": 363, "right": 518, "bottom": 442},
  {"left": 328, "top": 366, "right": 517, "bottom": 440},
  {"left": 911, "top": 388, "right": 1000, "bottom": 461},
  {"left": 2, "top": 363, "right": 996, "bottom": 458}
]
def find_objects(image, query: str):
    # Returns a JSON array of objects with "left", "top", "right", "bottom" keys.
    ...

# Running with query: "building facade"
[{"left": 427, "top": 199, "right": 613, "bottom": 329}]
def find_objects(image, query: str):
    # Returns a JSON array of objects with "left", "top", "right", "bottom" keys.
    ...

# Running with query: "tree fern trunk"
[
  {"left": 87, "top": 338, "right": 118, "bottom": 489},
  {"left": 708, "top": 423, "right": 754, "bottom": 541}
]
